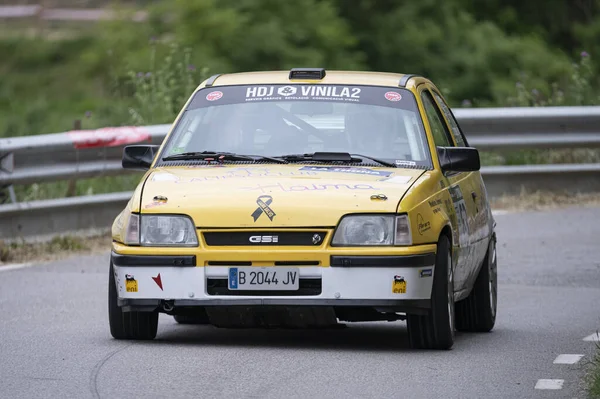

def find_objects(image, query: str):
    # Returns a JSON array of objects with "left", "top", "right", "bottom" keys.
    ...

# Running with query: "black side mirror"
[
  {"left": 437, "top": 146, "right": 480, "bottom": 173},
  {"left": 122, "top": 145, "right": 161, "bottom": 170}
]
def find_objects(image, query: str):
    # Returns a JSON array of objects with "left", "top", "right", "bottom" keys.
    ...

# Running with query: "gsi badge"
[{"left": 249, "top": 235, "right": 279, "bottom": 243}]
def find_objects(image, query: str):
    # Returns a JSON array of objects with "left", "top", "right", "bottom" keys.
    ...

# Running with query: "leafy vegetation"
[
  {"left": 587, "top": 340, "right": 600, "bottom": 398},
  {"left": 2, "top": 0, "right": 600, "bottom": 201},
  {"left": 2, "top": 0, "right": 600, "bottom": 138}
]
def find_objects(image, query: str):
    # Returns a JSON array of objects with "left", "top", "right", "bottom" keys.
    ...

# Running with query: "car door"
[
  {"left": 418, "top": 86, "right": 477, "bottom": 293},
  {"left": 430, "top": 89, "right": 493, "bottom": 285}
]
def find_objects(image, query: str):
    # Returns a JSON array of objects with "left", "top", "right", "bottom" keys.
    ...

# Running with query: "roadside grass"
[
  {"left": 490, "top": 190, "right": 600, "bottom": 211},
  {"left": 587, "top": 340, "right": 600, "bottom": 398},
  {"left": 0, "top": 233, "right": 111, "bottom": 265},
  {"left": 11, "top": 173, "right": 143, "bottom": 202},
  {"left": 479, "top": 148, "right": 600, "bottom": 167}
]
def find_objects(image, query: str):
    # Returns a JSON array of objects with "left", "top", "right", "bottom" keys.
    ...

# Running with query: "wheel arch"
[
  {"left": 438, "top": 224, "right": 453, "bottom": 252},
  {"left": 438, "top": 224, "right": 456, "bottom": 277}
]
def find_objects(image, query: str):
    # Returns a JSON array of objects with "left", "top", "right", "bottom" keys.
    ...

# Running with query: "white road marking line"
[
  {"left": 0, "top": 262, "right": 36, "bottom": 272},
  {"left": 583, "top": 333, "right": 600, "bottom": 342},
  {"left": 492, "top": 210, "right": 509, "bottom": 216},
  {"left": 553, "top": 354, "right": 584, "bottom": 364},
  {"left": 535, "top": 379, "right": 564, "bottom": 390}
]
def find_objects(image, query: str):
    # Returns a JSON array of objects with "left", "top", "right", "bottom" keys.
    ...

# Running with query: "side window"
[
  {"left": 421, "top": 90, "right": 453, "bottom": 147},
  {"left": 432, "top": 91, "right": 468, "bottom": 147}
]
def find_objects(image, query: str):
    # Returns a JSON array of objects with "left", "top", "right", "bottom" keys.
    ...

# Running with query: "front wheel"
[
  {"left": 407, "top": 235, "right": 455, "bottom": 350},
  {"left": 455, "top": 234, "right": 497, "bottom": 332},
  {"left": 108, "top": 262, "right": 159, "bottom": 340}
]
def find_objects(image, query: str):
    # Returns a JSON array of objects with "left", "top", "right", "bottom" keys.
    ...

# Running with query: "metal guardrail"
[
  {"left": 0, "top": 125, "right": 169, "bottom": 186},
  {"left": 457, "top": 106, "right": 600, "bottom": 150},
  {"left": 1, "top": 106, "right": 600, "bottom": 241},
  {"left": 0, "top": 5, "right": 148, "bottom": 22}
]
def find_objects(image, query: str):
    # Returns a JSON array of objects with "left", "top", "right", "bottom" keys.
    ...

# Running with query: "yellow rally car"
[{"left": 109, "top": 68, "right": 497, "bottom": 350}]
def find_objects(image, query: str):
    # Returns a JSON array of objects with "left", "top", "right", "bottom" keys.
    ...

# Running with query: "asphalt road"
[{"left": 1, "top": 206, "right": 599, "bottom": 399}]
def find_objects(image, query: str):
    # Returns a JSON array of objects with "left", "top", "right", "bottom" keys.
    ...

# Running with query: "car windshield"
[{"left": 158, "top": 84, "right": 432, "bottom": 168}]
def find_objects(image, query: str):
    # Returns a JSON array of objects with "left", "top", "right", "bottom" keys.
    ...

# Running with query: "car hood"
[{"left": 140, "top": 164, "right": 426, "bottom": 227}]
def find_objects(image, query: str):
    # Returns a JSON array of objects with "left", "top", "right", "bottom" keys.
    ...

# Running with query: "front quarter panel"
[
  {"left": 399, "top": 170, "right": 454, "bottom": 247},
  {"left": 111, "top": 173, "right": 151, "bottom": 243}
]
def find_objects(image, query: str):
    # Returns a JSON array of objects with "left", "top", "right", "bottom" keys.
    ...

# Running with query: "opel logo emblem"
[{"left": 312, "top": 234, "right": 322, "bottom": 245}]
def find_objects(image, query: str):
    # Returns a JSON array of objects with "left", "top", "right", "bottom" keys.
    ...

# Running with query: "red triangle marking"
[{"left": 152, "top": 273, "right": 163, "bottom": 291}]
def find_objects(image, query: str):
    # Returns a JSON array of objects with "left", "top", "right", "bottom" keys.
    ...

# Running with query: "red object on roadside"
[{"left": 67, "top": 126, "right": 152, "bottom": 149}]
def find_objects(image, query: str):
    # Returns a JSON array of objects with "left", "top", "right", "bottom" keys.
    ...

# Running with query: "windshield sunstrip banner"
[{"left": 188, "top": 84, "right": 418, "bottom": 111}]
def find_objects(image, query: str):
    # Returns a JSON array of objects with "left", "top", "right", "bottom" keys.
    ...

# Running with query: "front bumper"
[{"left": 111, "top": 250, "right": 437, "bottom": 313}]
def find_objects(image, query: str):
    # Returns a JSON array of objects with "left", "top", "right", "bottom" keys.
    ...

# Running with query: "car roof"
[{"left": 196, "top": 69, "right": 434, "bottom": 91}]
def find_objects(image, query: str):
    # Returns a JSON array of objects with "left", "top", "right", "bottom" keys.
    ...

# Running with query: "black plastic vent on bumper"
[
  {"left": 206, "top": 261, "right": 320, "bottom": 266},
  {"left": 203, "top": 231, "right": 328, "bottom": 246},
  {"left": 206, "top": 278, "right": 322, "bottom": 296}
]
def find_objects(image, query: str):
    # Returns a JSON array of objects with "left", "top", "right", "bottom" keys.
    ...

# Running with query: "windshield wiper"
[
  {"left": 349, "top": 153, "right": 396, "bottom": 167},
  {"left": 163, "top": 151, "right": 249, "bottom": 162},
  {"left": 275, "top": 152, "right": 395, "bottom": 167},
  {"left": 162, "top": 151, "right": 287, "bottom": 164}
]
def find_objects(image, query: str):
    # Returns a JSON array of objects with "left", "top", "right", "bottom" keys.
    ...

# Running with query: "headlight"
[
  {"left": 141, "top": 215, "right": 198, "bottom": 246},
  {"left": 124, "top": 214, "right": 198, "bottom": 246},
  {"left": 124, "top": 213, "right": 140, "bottom": 245},
  {"left": 331, "top": 214, "right": 412, "bottom": 246}
]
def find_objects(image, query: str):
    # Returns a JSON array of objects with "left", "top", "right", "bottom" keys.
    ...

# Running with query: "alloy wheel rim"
[
  {"left": 447, "top": 251, "right": 454, "bottom": 332},
  {"left": 489, "top": 243, "right": 497, "bottom": 317}
]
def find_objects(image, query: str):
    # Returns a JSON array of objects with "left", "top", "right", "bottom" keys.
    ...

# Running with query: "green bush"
[
  {"left": 148, "top": 0, "right": 364, "bottom": 73},
  {"left": 122, "top": 42, "right": 210, "bottom": 125},
  {"left": 503, "top": 53, "right": 599, "bottom": 107},
  {"left": 3, "top": 0, "right": 600, "bottom": 202}
]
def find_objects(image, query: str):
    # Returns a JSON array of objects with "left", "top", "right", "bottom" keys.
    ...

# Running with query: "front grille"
[
  {"left": 206, "top": 278, "right": 322, "bottom": 296},
  {"left": 203, "top": 231, "right": 328, "bottom": 246}
]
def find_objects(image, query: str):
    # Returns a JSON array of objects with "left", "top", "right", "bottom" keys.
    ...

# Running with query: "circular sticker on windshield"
[
  {"left": 206, "top": 91, "right": 223, "bottom": 101},
  {"left": 385, "top": 92, "right": 402, "bottom": 102}
]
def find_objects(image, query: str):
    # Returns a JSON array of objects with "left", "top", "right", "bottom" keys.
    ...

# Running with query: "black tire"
[
  {"left": 455, "top": 234, "right": 497, "bottom": 332},
  {"left": 173, "top": 314, "right": 209, "bottom": 325},
  {"left": 407, "top": 235, "right": 455, "bottom": 350},
  {"left": 108, "top": 262, "right": 159, "bottom": 340}
]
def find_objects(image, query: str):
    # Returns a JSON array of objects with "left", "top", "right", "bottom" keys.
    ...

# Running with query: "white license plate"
[{"left": 228, "top": 267, "right": 299, "bottom": 291}]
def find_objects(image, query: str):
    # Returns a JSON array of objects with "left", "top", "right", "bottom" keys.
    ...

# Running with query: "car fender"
[
  {"left": 398, "top": 170, "right": 455, "bottom": 249},
  {"left": 405, "top": 192, "right": 454, "bottom": 248},
  {"left": 111, "top": 171, "right": 153, "bottom": 244}
]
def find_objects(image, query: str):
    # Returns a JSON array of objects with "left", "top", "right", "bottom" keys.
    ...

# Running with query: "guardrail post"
[
  {"left": 0, "top": 185, "right": 16, "bottom": 204},
  {"left": 65, "top": 119, "right": 81, "bottom": 197},
  {"left": 0, "top": 151, "right": 15, "bottom": 203},
  {"left": 36, "top": 0, "right": 47, "bottom": 38}
]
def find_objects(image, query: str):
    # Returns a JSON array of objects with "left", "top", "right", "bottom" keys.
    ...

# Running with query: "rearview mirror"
[
  {"left": 122, "top": 145, "right": 161, "bottom": 170},
  {"left": 437, "top": 146, "right": 480, "bottom": 173}
]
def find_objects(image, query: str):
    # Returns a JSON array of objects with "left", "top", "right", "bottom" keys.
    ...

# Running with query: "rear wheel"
[
  {"left": 407, "top": 235, "right": 455, "bottom": 350},
  {"left": 108, "top": 262, "right": 159, "bottom": 340},
  {"left": 455, "top": 234, "right": 497, "bottom": 332}
]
